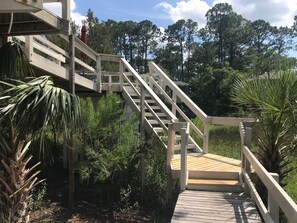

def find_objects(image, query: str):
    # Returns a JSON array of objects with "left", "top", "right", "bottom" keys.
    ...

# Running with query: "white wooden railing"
[
  {"left": 240, "top": 122, "right": 297, "bottom": 223},
  {"left": 14, "top": 34, "right": 131, "bottom": 93}
]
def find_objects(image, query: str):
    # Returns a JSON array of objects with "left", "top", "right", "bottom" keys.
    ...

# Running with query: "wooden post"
[
  {"left": 244, "top": 126, "right": 252, "bottom": 195},
  {"left": 68, "top": 34, "right": 75, "bottom": 209},
  {"left": 268, "top": 173, "right": 279, "bottom": 223},
  {"left": 140, "top": 86, "right": 145, "bottom": 188},
  {"left": 240, "top": 124, "right": 245, "bottom": 184},
  {"left": 61, "top": 0, "right": 70, "bottom": 34},
  {"left": 245, "top": 126, "right": 252, "bottom": 148},
  {"left": 180, "top": 124, "right": 189, "bottom": 191},
  {"left": 25, "top": 35, "right": 33, "bottom": 62},
  {"left": 119, "top": 59, "right": 124, "bottom": 90},
  {"left": 167, "top": 122, "right": 175, "bottom": 169},
  {"left": 203, "top": 122, "right": 209, "bottom": 153},
  {"left": 96, "top": 54, "right": 101, "bottom": 92},
  {"left": 166, "top": 122, "right": 175, "bottom": 201}
]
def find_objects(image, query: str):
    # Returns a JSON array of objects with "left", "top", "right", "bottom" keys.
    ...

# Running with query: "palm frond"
[
  {"left": 0, "top": 42, "right": 34, "bottom": 79},
  {"left": 0, "top": 75, "right": 81, "bottom": 146}
]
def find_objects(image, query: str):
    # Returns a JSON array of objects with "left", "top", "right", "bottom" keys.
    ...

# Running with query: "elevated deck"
[{"left": 0, "top": 0, "right": 69, "bottom": 36}]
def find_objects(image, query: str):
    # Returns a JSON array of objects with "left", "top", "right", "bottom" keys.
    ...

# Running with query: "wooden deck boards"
[
  {"left": 171, "top": 153, "right": 241, "bottom": 172},
  {"left": 171, "top": 190, "right": 262, "bottom": 223}
]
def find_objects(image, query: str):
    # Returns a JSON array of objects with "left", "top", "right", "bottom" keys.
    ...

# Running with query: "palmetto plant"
[
  {"left": 0, "top": 42, "right": 80, "bottom": 222},
  {"left": 233, "top": 70, "right": 297, "bottom": 185}
]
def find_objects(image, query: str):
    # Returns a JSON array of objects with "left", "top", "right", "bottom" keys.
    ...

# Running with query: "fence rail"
[{"left": 240, "top": 122, "right": 297, "bottom": 223}]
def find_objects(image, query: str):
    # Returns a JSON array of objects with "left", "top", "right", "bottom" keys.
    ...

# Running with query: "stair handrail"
[
  {"left": 149, "top": 62, "right": 208, "bottom": 121},
  {"left": 121, "top": 58, "right": 177, "bottom": 123},
  {"left": 149, "top": 62, "right": 209, "bottom": 152},
  {"left": 240, "top": 122, "right": 297, "bottom": 223}
]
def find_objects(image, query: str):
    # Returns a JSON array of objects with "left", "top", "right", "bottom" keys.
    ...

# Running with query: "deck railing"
[
  {"left": 14, "top": 34, "right": 129, "bottom": 92},
  {"left": 240, "top": 122, "right": 297, "bottom": 223}
]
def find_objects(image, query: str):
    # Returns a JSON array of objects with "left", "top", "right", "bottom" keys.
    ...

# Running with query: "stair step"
[
  {"left": 187, "top": 179, "right": 242, "bottom": 192},
  {"left": 189, "top": 170, "right": 239, "bottom": 180},
  {"left": 153, "top": 127, "right": 164, "bottom": 133},
  {"left": 148, "top": 119, "right": 170, "bottom": 125},
  {"left": 145, "top": 106, "right": 161, "bottom": 110},
  {"left": 133, "top": 99, "right": 156, "bottom": 104},
  {"left": 145, "top": 112, "right": 167, "bottom": 117}
]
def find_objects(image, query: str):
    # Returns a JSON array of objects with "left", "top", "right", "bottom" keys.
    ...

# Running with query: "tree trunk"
[{"left": 0, "top": 141, "right": 43, "bottom": 223}]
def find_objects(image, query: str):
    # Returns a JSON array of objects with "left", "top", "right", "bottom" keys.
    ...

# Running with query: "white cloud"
[
  {"left": 214, "top": 0, "right": 297, "bottom": 27},
  {"left": 156, "top": 0, "right": 210, "bottom": 28},
  {"left": 156, "top": 0, "right": 297, "bottom": 28},
  {"left": 44, "top": 0, "right": 86, "bottom": 26}
]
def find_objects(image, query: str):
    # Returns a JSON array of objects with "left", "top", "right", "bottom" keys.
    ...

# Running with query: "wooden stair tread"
[
  {"left": 188, "top": 179, "right": 240, "bottom": 186},
  {"left": 148, "top": 119, "right": 170, "bottom": 124}
]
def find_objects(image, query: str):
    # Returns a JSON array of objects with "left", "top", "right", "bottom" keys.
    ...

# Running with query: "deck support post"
[
  {"left": 67, "top": 34, "right": 75, "bottom": 209},
  {"left": 180, "top": 123, "right": 189, "bottom": 191},
  {"left": 140, "top": 86, "right": 146, "bottom": 188},
  {"left": 268, "top": 173, "right": 279, "bottom": 223}
]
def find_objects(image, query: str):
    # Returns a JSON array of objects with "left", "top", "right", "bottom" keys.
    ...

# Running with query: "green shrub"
[{"left": 28, "top": 182, "right": 49, "bottom": 211}]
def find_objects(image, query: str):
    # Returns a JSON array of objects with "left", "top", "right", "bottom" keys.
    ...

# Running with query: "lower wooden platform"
[
  {"left": 171, "top": 190, "right": 262, "bottom": 223},
  {"left": 171, "top": 153, "right": 241, "bottom": 172}
]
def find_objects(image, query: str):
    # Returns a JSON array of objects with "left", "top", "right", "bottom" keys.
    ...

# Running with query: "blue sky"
[
  {"left": 45, "top": 0, "right": 297, "bottom": 29},
  {"left": 44, "top": 0, "right": 297, "bottom": 57},
  {"left": 73, "top": 0, "right": 214, "bottom": 27}
]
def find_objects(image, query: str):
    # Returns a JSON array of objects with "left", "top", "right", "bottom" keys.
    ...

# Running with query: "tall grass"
[
  {"left": 191, "top": 117, "right": 241, "bottom": 160},
  {"left": 208, "top": 125, "right": 241, "bottom": 160}
]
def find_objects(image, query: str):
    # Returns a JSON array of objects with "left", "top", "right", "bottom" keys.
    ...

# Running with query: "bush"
[{"left": 28, "top": 182, "right": 49, "bottom": 211}]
